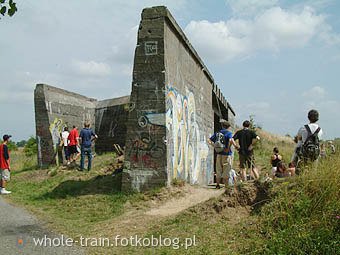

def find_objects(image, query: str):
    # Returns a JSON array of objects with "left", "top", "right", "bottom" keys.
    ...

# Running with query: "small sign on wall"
[{"left": 145, "top": 41, "right": 158, "bottom": 55}]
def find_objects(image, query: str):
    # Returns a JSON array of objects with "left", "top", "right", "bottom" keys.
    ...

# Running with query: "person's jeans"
[{"left": 80, "top": 146, "right": 92, "bottom": 170}]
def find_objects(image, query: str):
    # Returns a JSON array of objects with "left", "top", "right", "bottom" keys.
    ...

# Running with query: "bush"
[
  {"left": 7, "top": 140, "right": 18, "bottom": 151},
  {"left": 16, "top": 140, "right": 27, "bottom": 147},
  {"left": 24, "top": 136, "right": 37, "bottom": 157}
]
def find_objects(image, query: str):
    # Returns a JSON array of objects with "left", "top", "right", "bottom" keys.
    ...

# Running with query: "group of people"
[
  {"left": 60, "top": 121, "right": 98, "bottom": 171},
  {"left": 0, "top": 121, "right": 98, "bottom": 195},
  {"left": 210, "top": 109, "right": 329, "bottom": 189},
  {"left": 270, "top": 147, "right": 295, "bottom": 178},
  {"left": 0, "top": 108, "right": 334, "bottom": 194},
  {"left": 209, "top": 119, "right": 260, "bottom": 189}
]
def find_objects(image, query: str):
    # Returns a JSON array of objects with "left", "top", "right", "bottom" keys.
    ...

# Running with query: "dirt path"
[
  {"left": 145, "top": 186, "right": 225, "bottom": 216},
  {"left": 89, "top": 185, "right": 249, "bottom": 254},
  {"left": 93, "top": 185, "right": 227, "bottom": 238}
]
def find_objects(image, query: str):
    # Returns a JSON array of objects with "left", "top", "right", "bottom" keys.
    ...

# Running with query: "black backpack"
[
  {"left": 301, "top": 125, "right": 321, "bottom": 161},
  {"left": 214, "top": 132, "right": 226, "bottom": 153}
]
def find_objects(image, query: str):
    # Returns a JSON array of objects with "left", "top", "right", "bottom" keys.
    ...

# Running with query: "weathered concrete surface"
[
  {"left": 34, "top": 84, "right": 129, "bottom": 167},
  {"left": 95, "top": 96, "right": 130, "bottom": 152},
  {"left": 35, "top": 84, "right": 97, "bottom": 167},
  {"left": 122, "top": 6, "right": 235, "bottom": 192},
  {"left": 0, "top": 197, "right": 84, "bottom": 255},
  {"left": 122, "top": 6, "right": 168, "bottom": 192}
]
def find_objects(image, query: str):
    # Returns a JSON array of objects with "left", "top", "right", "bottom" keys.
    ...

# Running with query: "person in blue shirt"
[
  {"left": 79, "top": 121, "right": 98, "bottom": 171},
  {"left": 209, "top": 119, "right": 237, "bottom": 189}
]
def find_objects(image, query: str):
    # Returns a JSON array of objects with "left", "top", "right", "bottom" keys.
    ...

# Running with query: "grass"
[
  {"left": 251, "top": 151, "right": 340, "bottom": 255},
  {"left": 4, "top": 134, "right": 340, "bottom": 254},
  {"left": 7, "top": 150, "right": 145, "bottom": 237}
]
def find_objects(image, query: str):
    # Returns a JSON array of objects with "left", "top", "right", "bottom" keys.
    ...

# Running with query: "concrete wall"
[
  {"left": 34, "top": 84, "right": 97, "bottom": 167},
  {"left": 34, "top": 6, "right": 236, "bottom": 191},
  {"left": 95, "top": 96, "right": 130, "bottom": 153},
  {"left": 164, "top": 14, "right": 214, "bottom": 186},
  {"left": 34, "top": 84, "right": 129, "bottom": 167},
  {"left": 122, "top": 6, "right": 235, "bottom": 191},
  {"left": 122, "top": 7, "right": 168, "bottom": 192}
]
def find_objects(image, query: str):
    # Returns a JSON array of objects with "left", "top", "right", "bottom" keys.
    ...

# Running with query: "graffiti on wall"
[
  {"left": 49, "top": 118, "right": 65, "bottom": 165},
  {"left": 126, "top": 111, "right": 166, "bottom": 169},
  {"left": 166, "top": 86, "right": 212, "bottom": 185}
]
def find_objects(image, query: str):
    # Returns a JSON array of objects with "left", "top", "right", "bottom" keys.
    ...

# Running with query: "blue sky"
[{"left": 1, "top": 0, "right": 340, "bottom": 141}]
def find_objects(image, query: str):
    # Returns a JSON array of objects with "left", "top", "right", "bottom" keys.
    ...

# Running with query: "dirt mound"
[{"left": 187, "top": 181, "right": 272, "bottom": 217}]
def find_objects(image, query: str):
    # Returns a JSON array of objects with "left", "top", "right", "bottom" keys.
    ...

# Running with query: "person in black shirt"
[
  {"left": 271, "top": 147, "right": 282, "bottom": 176},
  {"left": 233, "top": 120, "right": 260, "bottom": 181}
]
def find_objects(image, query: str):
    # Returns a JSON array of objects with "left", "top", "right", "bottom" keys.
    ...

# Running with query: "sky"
[{"left": 1, "top": 0, "right": 340, "bottom": 141}]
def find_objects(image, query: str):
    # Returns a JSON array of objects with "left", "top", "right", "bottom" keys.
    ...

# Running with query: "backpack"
[
  {"left": 214, "top": 132, "right": 226, "bottom": 153},
  {"left": 301, "top": 125, "right": 321, "bottom": 161}
]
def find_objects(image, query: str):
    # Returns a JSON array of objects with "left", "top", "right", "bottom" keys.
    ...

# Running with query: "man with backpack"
[
  {"left": 209, "top": 119, "right": 237, "bottom": 189},
  {"left": 292, "top": 109, "right": 323, "bottom": 165}
]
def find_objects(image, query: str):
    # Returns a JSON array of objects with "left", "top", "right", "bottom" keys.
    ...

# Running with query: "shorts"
[
  {"left": 68, "top": 145, "right": 78, "bottom": 154},
  {"left": 0, "top": 169, "right": 10, "bottom": 181},
  {"left": 216, "top": 154, "right": 232, "bottom": 180},
  {"left": 239, "top": 154, "right": 255, "bottom": 169}
]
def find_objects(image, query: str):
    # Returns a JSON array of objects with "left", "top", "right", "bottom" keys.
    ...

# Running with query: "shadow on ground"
[{"left": 38, "top": 173, "right": 123, "bottom": 199}]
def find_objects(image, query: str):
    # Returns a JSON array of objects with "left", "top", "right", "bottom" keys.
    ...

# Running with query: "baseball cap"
[{"left": 3, "top": 134, "right": 12, "bottom": 141}]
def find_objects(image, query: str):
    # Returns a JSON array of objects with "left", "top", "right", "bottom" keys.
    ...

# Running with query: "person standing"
[
  {"left": 233, "top": 120, "right": 260, "bottom": 181},
  {"left": 61, "top": 127, "right": 70, "bottom": 165},
  {"left": 79, "top": 121, "right": 98, "bottom": 171},
  {"left": 68, "top": 125, "right": 80, "bottom": 165},
  {"left": 0, "top": 134, "right": 12, "bottom": 194},
  {"left": 209, "top": 119, "right": 237, "bottom": 189},
  {"left": 291, "top": 109, "right": 323, "bottom": 165}
]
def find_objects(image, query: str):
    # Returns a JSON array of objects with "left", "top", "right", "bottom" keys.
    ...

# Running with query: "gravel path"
[{"left": 0, "top": 196, "right": 84, "bottom": 255}]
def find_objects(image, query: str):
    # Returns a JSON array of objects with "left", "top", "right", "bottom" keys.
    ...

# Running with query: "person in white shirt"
[
  {"left": 61, "top": 127, "right": 70, "bottom": 165},
  {"left": 291, "top": 109, "right": 323, "bottom": 165}
]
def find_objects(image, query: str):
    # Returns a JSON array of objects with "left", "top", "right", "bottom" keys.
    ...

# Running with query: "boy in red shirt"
[
  {"left": 67, "top": 126, "right": 80, "bottom": 165},
  {"left": 0, "top": 134, "right": 12, "bottom": 194}
]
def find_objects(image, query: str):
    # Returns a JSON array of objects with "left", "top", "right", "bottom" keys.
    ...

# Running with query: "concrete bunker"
[
  {"left": 34, "top": 6, "right": 235, "bottom": 191},
  {"left": 34, "top": 84, "right": 130, "bottom": 168}
]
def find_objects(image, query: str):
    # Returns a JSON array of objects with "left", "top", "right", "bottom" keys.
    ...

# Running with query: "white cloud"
[
  {"left": 71, "top": 60, "right": 112, "bottom": 76},
  {"left": 185, "top": 6, "right": 336, "bottom": 63},
  {"left": 302, "top": 86, "right": 326, "bottom": 100},
  {"left": 226, "top": 0, "right": 278, "bottom": 16}
]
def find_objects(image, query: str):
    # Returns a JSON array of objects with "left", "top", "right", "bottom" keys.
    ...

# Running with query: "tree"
[
  {"left": 16, "top": 139, "right": 27, "bottom": 147},
  {"left": 249, "top": 114, "right": 262, "bottom": 131},
  {"left": 24, "top": 136, "right": 37, "bottom": 157},
  {"left": 0, "top": 0, "right": 17, "bottom": 18}
]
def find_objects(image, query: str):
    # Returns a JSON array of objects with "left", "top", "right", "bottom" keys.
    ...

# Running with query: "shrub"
[
  {"left": 24, "top": 136, "right": 37, "bottom": 157},
  {"left": 7, "top": 140, "right": 18, "bottom": 151}
]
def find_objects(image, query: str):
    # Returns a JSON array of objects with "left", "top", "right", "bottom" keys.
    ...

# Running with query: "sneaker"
[{"left": 1, "top": 188, "right": 11, "bottom": 195}]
